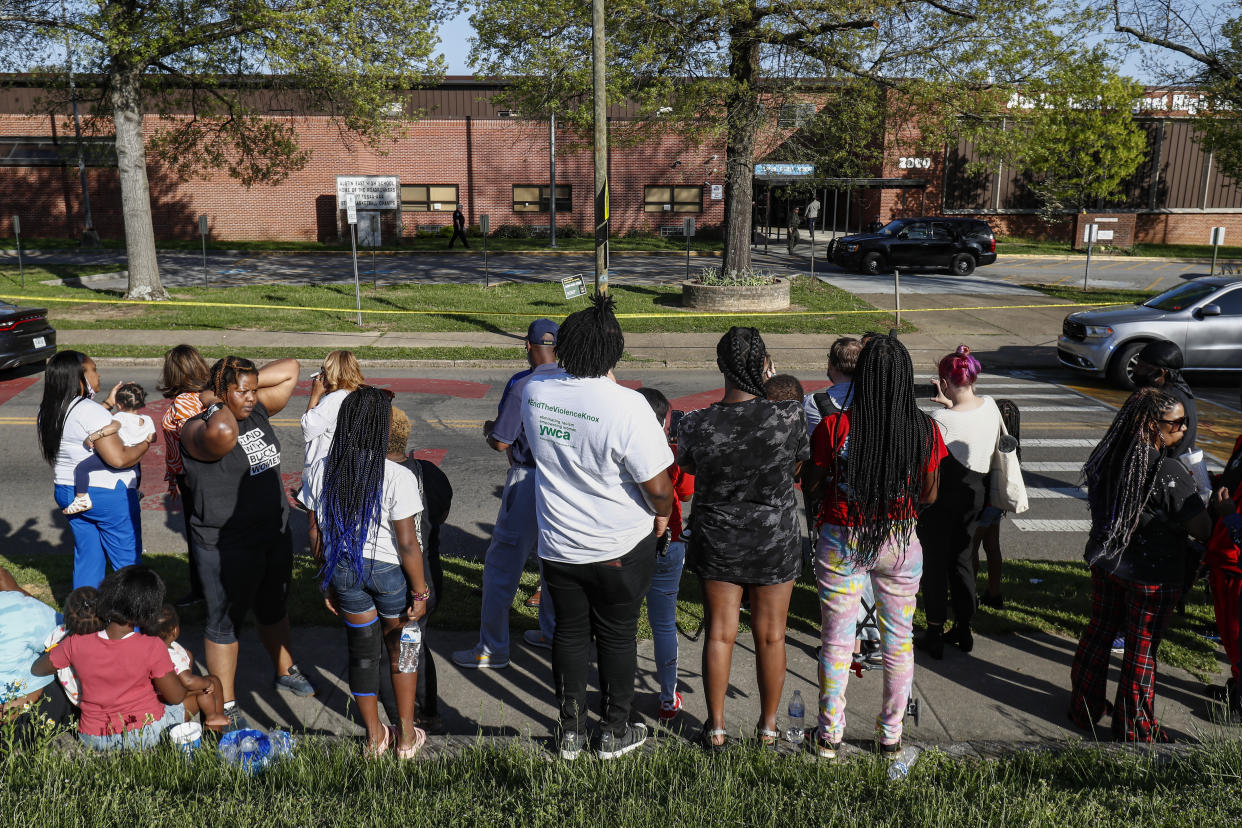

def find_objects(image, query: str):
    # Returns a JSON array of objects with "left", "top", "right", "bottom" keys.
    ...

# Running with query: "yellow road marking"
[{"left": 1143, "top": 277, "right": 1162, "bottom": 291}]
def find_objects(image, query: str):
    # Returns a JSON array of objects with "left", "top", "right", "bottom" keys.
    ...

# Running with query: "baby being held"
[{"left": 63, "top": 382, "right": 156, "bottom": 515}]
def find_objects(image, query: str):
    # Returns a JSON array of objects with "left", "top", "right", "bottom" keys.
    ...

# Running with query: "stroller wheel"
[{"left": 905, "top": 698, "right": 920, "bottom": 727}]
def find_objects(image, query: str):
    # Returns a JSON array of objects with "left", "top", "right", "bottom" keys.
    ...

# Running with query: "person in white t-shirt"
[
  {"left": 302, "top": 386, "right": 431, "bottom": 761},
  {"left": 37, "top": 352, "right": 150, "bottom": 590},
  {"left": 916, "top": 345, "right": 1003, "bottom": 659},
  {"left": 521, "top": 293, "right": 674, "bottom": 761},
  {"left": 302, "top": 349, "right": 365, "bottom": 474},
  {"left": 63, "top": 382, "right": 156, "bottom": 515}
]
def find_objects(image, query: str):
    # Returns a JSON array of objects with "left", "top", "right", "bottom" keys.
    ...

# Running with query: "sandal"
[
  {"left": 756, "top": 727, "right": 780, "bottom": 748},
  {"left": 698, "top": 725, "right": 728, "bottom": 753},
  {"left": 364, "top": 724, "right": 394, "bottom": 759},
  {"left": 396, "top": 725, "right": 427, "bottom": 760}
]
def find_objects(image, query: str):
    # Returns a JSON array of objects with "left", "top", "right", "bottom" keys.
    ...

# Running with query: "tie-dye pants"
[{"left": 814, "top": 523, "right": 923, "bottom": 746}]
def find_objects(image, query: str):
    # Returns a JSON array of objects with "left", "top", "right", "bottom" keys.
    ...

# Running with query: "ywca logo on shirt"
[{"left": 239, "top": 428, "right": 280, "bottom": 475}]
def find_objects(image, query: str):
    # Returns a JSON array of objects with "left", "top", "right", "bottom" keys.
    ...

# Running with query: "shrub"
[
  {"left": 492, "top": 224, "right": 530, "bottom": 239},
  {"left": 556, "top": 223, "right": 580, "bottom": 239},
  {"left": 697, "top": 266, "right": 777, "bottom": 287}
]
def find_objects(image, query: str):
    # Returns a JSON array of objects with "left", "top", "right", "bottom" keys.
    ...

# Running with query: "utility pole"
[
  {"left": 591, "top": 0, "right": 609, "bottom": 293},
  {"left": 549, "top": 112, "right": 557, "bottom": 249},
  {"left": 61, "top": 0, "right": 98, "bottom": 247}
]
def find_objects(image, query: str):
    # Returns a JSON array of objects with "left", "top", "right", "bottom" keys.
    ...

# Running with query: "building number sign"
[{"left": 897, "top": 157, "right": 932, "bottom": 169}]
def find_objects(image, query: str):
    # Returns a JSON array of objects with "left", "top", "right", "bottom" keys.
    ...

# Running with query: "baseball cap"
[
  {"left": 526, "top": 318, "right": 558, "bottom": 346},
  {"left": 1137, "top": 340, "right": 1183, "bottom": 370}
]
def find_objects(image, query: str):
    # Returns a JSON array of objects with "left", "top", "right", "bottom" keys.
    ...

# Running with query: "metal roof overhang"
[{"left": 754, "top": 176, "right": 928, "bottom": 188}]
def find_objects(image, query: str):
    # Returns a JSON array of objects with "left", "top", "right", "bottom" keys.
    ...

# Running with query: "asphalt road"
[
  {"left": 5, "top": 363, "right": 1240, "bottom": 570},
  {"left": 6, "top": 243, "right": 1232, "bottom": 294}
]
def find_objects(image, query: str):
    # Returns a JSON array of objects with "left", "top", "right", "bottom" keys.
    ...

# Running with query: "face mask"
[{"left": 85, "top": 379, "right": 97, "bottom": 400}]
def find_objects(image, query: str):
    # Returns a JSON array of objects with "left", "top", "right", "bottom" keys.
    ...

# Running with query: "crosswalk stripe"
[
  {"left": 1021, "top": 439, "right": 1097, "bottom": 448},
  {"left": 1012, "top": 519, "right": 1092, "bottom": 532},
  {"left": 1022, "top": 461, "right": 1084, "bottom": 471},
  {"left": 918, "top": 405, "right": 1107, "bottom": 413},
  {"left": 1027, "top": 486, "right": 1087, "bottom": 499}
]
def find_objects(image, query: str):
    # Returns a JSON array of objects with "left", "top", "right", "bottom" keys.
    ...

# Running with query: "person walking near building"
[
  {"left": 787, "top": 207, "right": 801, "bottom": 254},
  {"left": 806, "top": 196, "right": 821, "bottom": 242},
  {"left": 449, "top": 206, "right": 470, "bottom": 249},
  {"left": 522, "top": 294, "right": 673, "bottom": 760},
  {"left": 452, "top": 320, "right": 560, "bottom": 670},
  {"left": 677, "top": 326, "right": 810, "bottom": 750},
  {"left": 1069, "top": 388, "right": 1214, "bottom": 742},
  {"left": 802, "top": 334, "right": 945, "bottom": 759}
]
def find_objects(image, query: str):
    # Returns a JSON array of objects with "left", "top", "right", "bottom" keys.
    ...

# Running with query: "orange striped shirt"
[{"left": 161, "top": 392, "right": 204, "bottom": 482}]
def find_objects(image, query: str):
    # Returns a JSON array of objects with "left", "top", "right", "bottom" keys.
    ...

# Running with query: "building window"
[
  {"left": 778, "top": 103, "right": 817, "bottom": 128},
  {"left": 0, "top": 137, "right": 115, "bottom": 167},
  {"left": 644, "top": 185, "right": 703, "bottom": 213},
  {"left": 512, "top": 185, "right": 571, "bottom": 213},
  {"left": 401, "top": 185, "right": 458, "bottom": 212}
]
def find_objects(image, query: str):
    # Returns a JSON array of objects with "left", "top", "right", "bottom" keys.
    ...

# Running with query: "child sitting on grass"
[
  {"left": 63, "top": 382, "right": 156, "bottom": 515},
  {"left": 31, "top": 565, "right": 186, "bottom": 750},
  {"left": 43, "top": 585, "right": 107, "bottom": 709},
  {"left": 147, "top": 604, "right": 228, "bottom": 731}
]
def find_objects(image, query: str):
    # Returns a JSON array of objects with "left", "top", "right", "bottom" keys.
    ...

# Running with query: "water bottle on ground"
[
  {"left": 785, "top": 690, "right": 805, "bottom": 743},
  {"left": 886, "top": 746, "right": 920, "bottom": 781},
  {"left": 397, "top": 621, "right": 422, "bottom": 673}
]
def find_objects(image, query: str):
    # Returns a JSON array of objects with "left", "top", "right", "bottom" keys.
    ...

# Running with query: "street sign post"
[
  {"left": 198, "top": 214, "right": 209, "bottom": 287},
  {"left": 684, "top": 216, "right": 695, "bottom": 282},
  {"left": 480, "top": 214, "right": 490, "bottom": 287},
  {"left": 1211, "top": 226, "right": 1227, "bottom": 275},
  {"left": 1083, "top": 223, "right": 1099, "bottom": 291},
  {"left": 346, "top": 194, "right": 362, "bottom": 326},
  {"left": 12, "top": 215, "right": 22, "bottom": 288}
]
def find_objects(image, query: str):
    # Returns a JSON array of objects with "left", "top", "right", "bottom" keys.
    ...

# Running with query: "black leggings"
[{"left": 917, "top": 456, "right": 986, "bottom": 629}]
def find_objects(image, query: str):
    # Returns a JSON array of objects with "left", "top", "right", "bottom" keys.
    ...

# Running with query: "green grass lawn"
[
  {"left": 3, "top": 731, "right": 1242, "bottom": 826},
  {"left": 2, "top": 552, "right": 1221, "bottom": 680},
  {"left": 1026, "top": 284, "right": 1158, "bottom": 306},
  {"left": 1000, "top": 235, "right": 1242, "bottom": 262},
  {"left": 5, "top": 233, "right": 723, "bottom": 254},
  {"left": 0, "top": 269, "right": 909, "bottom": 336}
]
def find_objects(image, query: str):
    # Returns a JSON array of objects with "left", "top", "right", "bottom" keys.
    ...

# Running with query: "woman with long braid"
[
  {"left": 1069, "top": 388, "right": 1218, "bottom": 741},
  {"left": 677, "top": 326, "right": 810, "bottom": 750},
  {"left": 180, "top": 355, "right": 315, "bottom": 728},
  {"left": 802, "top": 335, "right": 944, "bottom": 759},
  {"left": 302, "top": 387, "right": 431, "bottom": 759}
]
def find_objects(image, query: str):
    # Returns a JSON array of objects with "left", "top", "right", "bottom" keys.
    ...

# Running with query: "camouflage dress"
[{"left": 677, "top": 398, "right": 810, "bottom": 585}]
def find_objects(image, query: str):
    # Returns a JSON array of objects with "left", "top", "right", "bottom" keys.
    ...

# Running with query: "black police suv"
[
  {"left": 830, "top": 217, "right": 997, "bottom": 276},
  {"left": 0, "top": 301, "right": 56, "bottom": 372}
]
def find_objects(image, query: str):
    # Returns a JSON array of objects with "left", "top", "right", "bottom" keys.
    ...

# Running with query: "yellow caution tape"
[{"left": 0, "top": 293, "right": 1126, "bottom": 320}]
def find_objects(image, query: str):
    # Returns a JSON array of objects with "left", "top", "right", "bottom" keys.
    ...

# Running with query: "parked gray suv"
[{"left": 1058, "top": 277, "right": 1242, "bottom": 388}]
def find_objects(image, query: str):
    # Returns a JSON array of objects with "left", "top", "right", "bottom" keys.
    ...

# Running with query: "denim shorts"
[
  {"left": 78, "top": 703, "right": 184, "bottom": 751},
  {"left": 977, "top": 505, "right": 1006, "bottom": 528},
  {"left": 331, "top": 559, "right": 409, "bottom": 618}
]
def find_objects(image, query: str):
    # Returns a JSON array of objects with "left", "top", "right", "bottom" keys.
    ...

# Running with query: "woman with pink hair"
[{"left": 916, "top": 345, "right": 1003, "bottom": 659}]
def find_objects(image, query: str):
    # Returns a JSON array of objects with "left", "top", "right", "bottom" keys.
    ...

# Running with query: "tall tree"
[
  {"left": 472, "top": 0, "right": 1100, "bottom": 276},
  {"left": 0, "top": 1, "right": 449, "bottom": 299},
  {"left": 1111, "top": 0, "right": 1242, "bottom": 181},
  {"left": 962, "top": 53, "right": 1149, "bottom": 224}
]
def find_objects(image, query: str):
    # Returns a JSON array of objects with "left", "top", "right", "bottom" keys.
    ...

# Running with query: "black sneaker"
[
  {"left": 916, "top": 626, "right": 944, "bottom": 660},
  {"left": 979, "top": 592, "right": 1005, "bottom": 610},
  {"left": 224, "top": 705, "right": 250, "bottom": 733},
  {"left": 275, "top": 664, "right": 317, "bottom": 697},
  {"left": 948, "top": 624, "right": 974, "bottom": 654},
  {"left": 598, "top": 723, "right": 648, "bottom": 760},
  {"left": 559, "top": 730, "right": 587, "bottom": 760}
]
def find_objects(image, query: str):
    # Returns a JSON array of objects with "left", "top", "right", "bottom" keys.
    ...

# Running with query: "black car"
[
  {"left": 830, "top": 217, "right": 997, "bottom": 276},
  {"left": 0, "top": 301, "right": 56, "bottom": 371}
]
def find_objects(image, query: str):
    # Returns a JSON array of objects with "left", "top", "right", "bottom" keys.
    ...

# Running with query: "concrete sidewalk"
[{"left": 208, "top": 620, "right": 1235, "bottom": 754}]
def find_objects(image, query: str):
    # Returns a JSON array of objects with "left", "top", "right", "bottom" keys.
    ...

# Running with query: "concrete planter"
[{"left": 681, "top": 277, "right": 790, "bottom": 312}]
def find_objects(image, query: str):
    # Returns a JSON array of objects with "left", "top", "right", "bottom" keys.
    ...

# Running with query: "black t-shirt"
[
  {"left": 181, "top": 402, "right": 289, "bottom": 547},
  {"left": 677, "top": 397, "right": 810, "bottom": 584},
  {"left": 1085, "top": 455, "right": 1205, "bottom": 586}
]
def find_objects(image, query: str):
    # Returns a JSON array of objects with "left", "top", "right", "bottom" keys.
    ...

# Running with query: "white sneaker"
[
  {"left": 451, "top": 644, "right": 509, "bottom": 669},
  {"left": 62, "top": 493, "right": 92, "bottom": 515},
  {"left": 523, "top": 630, "right": 553, "bottom": 650}
]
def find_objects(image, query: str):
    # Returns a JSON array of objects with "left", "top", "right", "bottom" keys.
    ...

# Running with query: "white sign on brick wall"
[{"left": 336, "top": 175, "right": 400, "bottom": 210}]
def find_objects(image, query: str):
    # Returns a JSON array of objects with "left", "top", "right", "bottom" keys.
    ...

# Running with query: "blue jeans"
[
  {"left": 478, "top": 465, "right": 554, "bottom": 657},
  {"left": 331, "top": 559, "right": 410, "bottom": 619},
  {"left": 645, "top": 539, "right": 685, "bottom": 703},
  {"left": 78, "top": 703, "right": 184, "bottom": 751},
  {"left": 54, "top": 482, "right": 142, "bottom": 590}
]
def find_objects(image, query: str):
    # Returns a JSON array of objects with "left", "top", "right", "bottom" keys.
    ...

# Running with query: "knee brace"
[{"left": 345, "top": 618, "right": 383, "bottom": 696}]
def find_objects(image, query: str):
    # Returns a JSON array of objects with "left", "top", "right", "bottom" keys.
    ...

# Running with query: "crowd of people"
[{"left": 5, "top": 300, "right": 1242, "bottom": 758}]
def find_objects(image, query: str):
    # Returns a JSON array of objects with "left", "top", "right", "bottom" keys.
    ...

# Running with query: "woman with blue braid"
[{"left": 302, "top": 386, "right": 431, "bottom": 760}]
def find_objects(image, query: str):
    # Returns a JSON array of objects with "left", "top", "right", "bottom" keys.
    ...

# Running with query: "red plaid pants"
[{"left": 1068, "top": 567, "right": 1180, "bottom": 742}]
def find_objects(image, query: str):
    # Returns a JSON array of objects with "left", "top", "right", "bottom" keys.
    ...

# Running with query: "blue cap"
[{"left": 527, "top": 318, "right": 558, "bottom": 346}]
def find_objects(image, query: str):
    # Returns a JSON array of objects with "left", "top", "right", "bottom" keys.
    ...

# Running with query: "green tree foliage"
[
  {"left": 471, "top": 0, "right": 1103, "bottom": 276},
  {"left": 963, "top": 54, "right": 1148, "bottom": 223},
  {"left": 0, "top": 1, "right": 450, "bottom": 299}
]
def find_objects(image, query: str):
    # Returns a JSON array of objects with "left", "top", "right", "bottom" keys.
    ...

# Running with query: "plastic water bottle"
[
  {"left": 397, "top": 621, "right": 421, "bottom": 673},
  {"left": 887, "top": 746, "right": 919, "bottom": 782},
  {"left": 785, "top": 690, "right": 805, "bottom": 743}
]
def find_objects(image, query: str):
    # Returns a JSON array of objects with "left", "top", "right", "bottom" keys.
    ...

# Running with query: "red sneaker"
[{"left": 659, "top": 691, "right": 683, "bottom": 721}]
